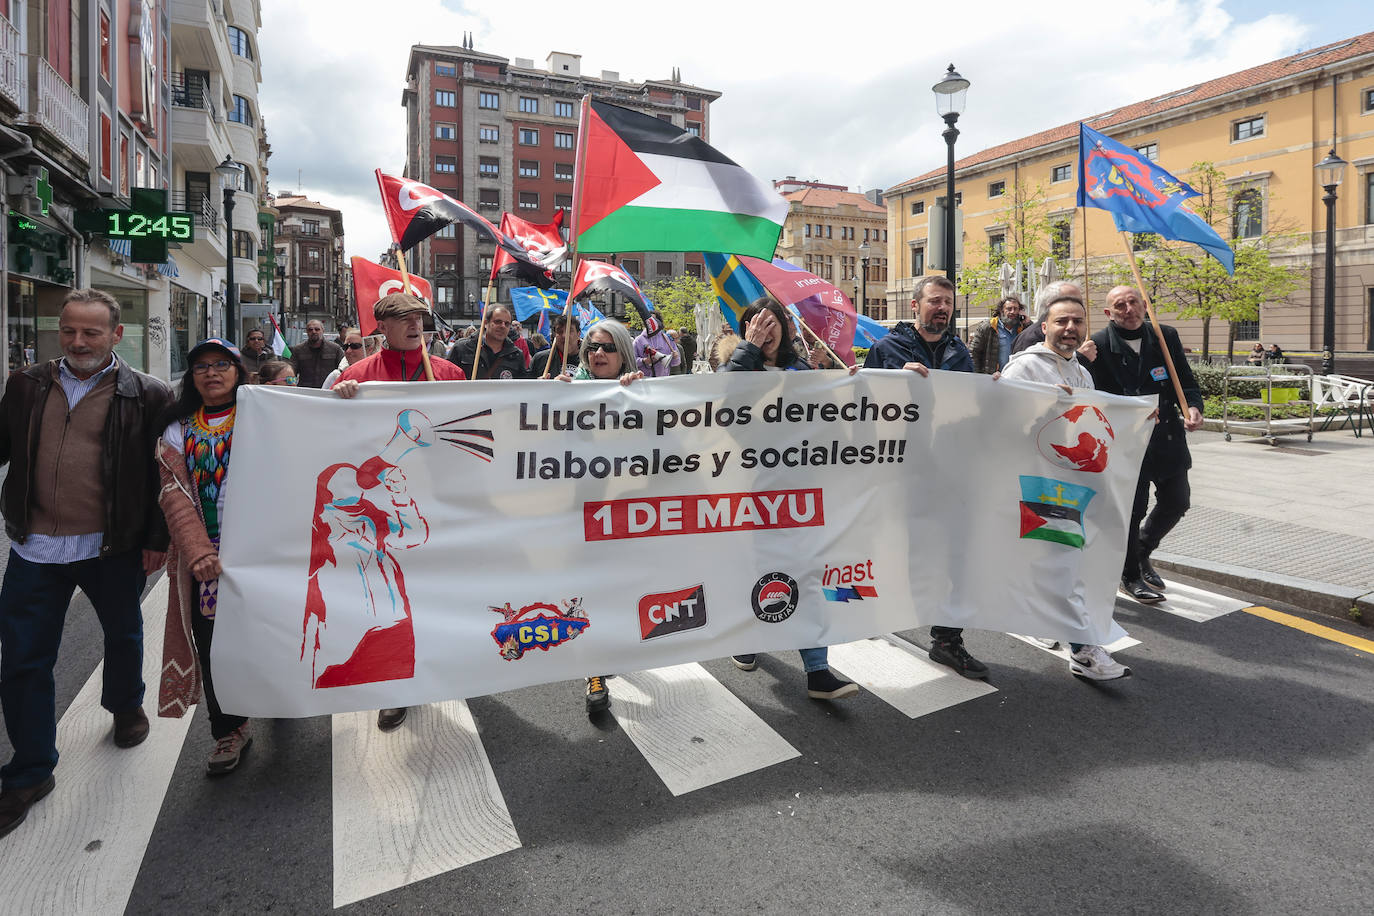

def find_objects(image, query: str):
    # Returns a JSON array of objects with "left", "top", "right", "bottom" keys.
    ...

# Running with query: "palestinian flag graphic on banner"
[
  {"left": 1018, "top": 475, "right": 1096, "bottom": 549},
  {"left": 572, "top": 100, "right": 787, "bottom": 258}
]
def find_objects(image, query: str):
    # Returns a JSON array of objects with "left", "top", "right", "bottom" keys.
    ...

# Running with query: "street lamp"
[
  {"left": 851, "top": 275, "right": 859, "bottom": 312},
  {"left": 215, "top": 155, "right": 244, "bottom": 343},
  {"left": 1314, "top": 148, "right": 1346, "bottom": 376},
  {"left": 858, "top": 240, "right": 871, "bottom": 317},
  {"left": 933, "top": 64, "right": 969, "bottom": 283}
]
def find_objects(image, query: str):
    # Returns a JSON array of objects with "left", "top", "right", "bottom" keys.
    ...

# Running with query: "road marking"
[
  {"left": 827, "top": 635, "right": 997, "bottom": 719},
  {"left": 607, "top": 664, "right": 800, "bottom": 796},
  {"left": 1008, "top": 632, "right": 1141, "bottom": 659},
  {"left": 1242, "top": 606, "right": 1374, "bottom": 655},
  {"left": 331, "top": 700, "right": 520, "bottom": 908},
  {"left": 1118, "top": 581, "right": 1249, "bottom": 622},
  {"left": 0, "top": 578, "right": 196, "bottom": 916}
]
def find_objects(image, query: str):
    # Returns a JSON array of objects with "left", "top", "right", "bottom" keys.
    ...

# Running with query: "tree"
[
  {"left": 955, "top": 179, "right": 1058, "bottom": 318},
  {"left": 635, "top": 274, "right": 714, "bottom": 333}
]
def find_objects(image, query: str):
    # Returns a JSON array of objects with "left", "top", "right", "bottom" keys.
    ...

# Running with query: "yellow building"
[
  {"left": 775, "top": 179, "right": 890, "bottom": 319},
  {"left": 885, "top": 31, "right": 1374, "bottom": 358}
]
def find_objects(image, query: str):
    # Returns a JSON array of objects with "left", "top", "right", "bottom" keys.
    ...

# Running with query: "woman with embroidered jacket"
[{"left": 155, "top": 338, "right": 253, "bottom": 775}]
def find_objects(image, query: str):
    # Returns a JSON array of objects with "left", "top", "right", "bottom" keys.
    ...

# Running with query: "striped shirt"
[{"left": 12, "top": 356, "right": 121, "bottom": 565}]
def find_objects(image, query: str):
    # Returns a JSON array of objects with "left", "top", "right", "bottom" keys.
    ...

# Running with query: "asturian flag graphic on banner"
[
  {"left": 572, "top": 100, "right": 788, "bottom": 258},
  {"left": 350, "top": 257, "right": 433, "bottom": 336},
  {"left": 209, "top": 372, "right": 1154, "bottom": 718}
]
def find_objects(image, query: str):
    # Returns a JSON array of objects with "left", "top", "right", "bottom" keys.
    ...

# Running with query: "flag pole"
[
  {"left": 394, "top": 247, "right": 436, "bottom": 381},
  {"left": 797, "top": 313, "right": 847, "bottom": 369},
  {"left": 1079, "top": 205, "right": 1091, "bottom": 336},
  {"left": 542, "top": 295, "right": 576, "bottom": 379},
  {"left": 471, "top": 280, "right": 495, "bottom": 379},
  {"left": 1118, "top": 231, "right": 1189, "bottom": 416}
]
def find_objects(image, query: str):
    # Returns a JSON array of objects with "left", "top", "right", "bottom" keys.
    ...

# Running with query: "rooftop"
[{"left": 784, "top": 187, "right": 886, "bottom": 214}]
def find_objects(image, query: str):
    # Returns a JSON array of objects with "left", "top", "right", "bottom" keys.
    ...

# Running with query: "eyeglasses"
[
  {"left": 191, "top": 360, "right": 234, "bottom": 375},
  {"left": 343, "top": 342, "right": 364, "bottom": 350},
  {"left": 585, "top": 341, "right": 616, "bottom": 354}
]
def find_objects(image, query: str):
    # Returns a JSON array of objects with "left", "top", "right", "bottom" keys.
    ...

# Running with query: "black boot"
[{"left": 1138, "top": 548, "right": 1166, "bottom": 591}]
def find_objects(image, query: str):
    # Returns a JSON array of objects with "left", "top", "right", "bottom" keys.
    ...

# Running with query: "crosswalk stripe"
[
  {"left": 827, "top": 635, "right": 998, "bottom": 719},
  {"left": 606, "top": 664, "right": 800, "bottom": 796},
  {"left": 0, "top": 578, "right": 196, "bottom": 916},
  {"left": 1008, "top": 632, "right": 1142, "bottom": 659},
  {"left": 331, "top": 700, "right": 521, "bottom": 908},
  {"left": 1119, "top": 581, "right": 1249, "bottom": 622}
]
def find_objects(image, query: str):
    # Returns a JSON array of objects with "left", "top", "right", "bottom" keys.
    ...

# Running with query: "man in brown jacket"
[
  {"left": 0, "top": 288, "right": 172, "bottom": 839},
  {"left": 291, "top": 319, "right": 345, "bottom": 388},
  {"left": 967, "top": 296, "right": 1029, "bottom": 374}
]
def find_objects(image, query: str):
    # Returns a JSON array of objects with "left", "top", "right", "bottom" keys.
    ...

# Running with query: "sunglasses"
[
  {"left": 585, "top": 341, "right": 616, "bottom": 354},
  {"left": 343, "top": 342, "right": 364, "bottom": 350},
  {"left": 191, "top": 360, "right": 235, "bottom": 375}
]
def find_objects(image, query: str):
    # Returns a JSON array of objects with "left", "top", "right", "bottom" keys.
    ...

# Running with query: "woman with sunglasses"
[
  {"left": 323, "top": 327, "right": 369, "bottom": 389},
  {"left": 553, "top": 319, "right": 642, "bottom": 713},
  {"left": 257, "top": 360, "right": 297, "bottom": 386},
  {"left": 155, "top": 339, "right": 256, "bottom": 774},
  {"left": 717, "top": 298, "right": 860, "bottom": 701}
]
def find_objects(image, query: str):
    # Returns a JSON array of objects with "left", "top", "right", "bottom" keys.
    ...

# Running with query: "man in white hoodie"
[{"left": 1000, "top": 294, "right": 1131, "bottom": 681}]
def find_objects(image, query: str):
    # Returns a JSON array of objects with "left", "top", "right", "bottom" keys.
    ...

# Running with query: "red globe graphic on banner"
[{"left": 1035, "top": 405, "right": 1114, "bottom": 473}]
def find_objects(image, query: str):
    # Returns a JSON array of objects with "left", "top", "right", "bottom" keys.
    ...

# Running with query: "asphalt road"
[{"left": 1, "top": 524, "right": 1371, "bottom": 914}]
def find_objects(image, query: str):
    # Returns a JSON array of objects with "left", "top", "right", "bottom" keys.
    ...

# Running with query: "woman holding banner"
[
  {"left": 155, "top": 339, "right": 255, "bottom": 775},
  {"left": 717, "top": 298, "right": 860, "bottom": 701},
  {"left": 555, "top": 319, "right": 642, "bottom": 713}
]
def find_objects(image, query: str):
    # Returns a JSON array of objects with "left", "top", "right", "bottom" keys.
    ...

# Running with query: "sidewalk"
[{"left": 1150, "top": 426, "right": 1374, "bottom": 621}]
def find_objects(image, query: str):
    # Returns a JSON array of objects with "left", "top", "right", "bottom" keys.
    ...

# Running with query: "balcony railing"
[
  {"left": 0, "top": 15, "right": 23, "bottom": 109},
  {"left": 34, "top": 57, "right": 88, "bottom": 159},
  {"left": 170, "top": 71, "right": 217, "bottom": 120},
  {"left": 169, "top": 190, "right": 220, "bottom": 231}
]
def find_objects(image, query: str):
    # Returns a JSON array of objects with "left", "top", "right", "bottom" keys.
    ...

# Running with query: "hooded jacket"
[
  {"left": 1000, "top": 343, "right": 1094, "bottom": 390},
  {"left": 862, "top": 321, "right": 973, "bottom": 373}
]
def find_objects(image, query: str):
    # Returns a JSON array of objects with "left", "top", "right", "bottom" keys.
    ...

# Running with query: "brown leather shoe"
[
  {"left": 113, "top": 707, "right": 150, "bottom": 748},
  {"left": 377, "top": 707, "right": 408, "bottom": 731},
  {"left": 0, "top": 775, "right": 56, "bottom": 840}
]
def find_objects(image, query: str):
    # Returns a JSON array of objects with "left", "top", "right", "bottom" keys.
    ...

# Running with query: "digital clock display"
[{"left": 104, "top": 211, "right": 194, "bottom": 241}]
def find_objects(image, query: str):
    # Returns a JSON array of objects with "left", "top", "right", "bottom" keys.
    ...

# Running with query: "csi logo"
[
  {"left": 638, "top": 584, "right": 707, "bottom": 641},
  {"left": 751, "top": 572, "right": 798, "bottom": 624}
]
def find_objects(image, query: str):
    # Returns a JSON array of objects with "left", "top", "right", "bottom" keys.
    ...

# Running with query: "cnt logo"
[
  {"left": 638, "top": 584, "right": 707, "bottom": 641},
  {"left": 751, "top": 572, "right": 799, "bottom": 623},
  {"left": 821, "top": 558, "right": 878, "bottom": 602}
]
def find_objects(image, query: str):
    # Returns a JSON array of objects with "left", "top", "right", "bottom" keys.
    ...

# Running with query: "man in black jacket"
[
  {"left": 291, "top": 320, "right": 345, "bottom": 388},
  {"left": 0, "top": 288, "right": 173, "bottom": 838},
  {"left": 1083, "top": 285, "right": 1203, "bottom": 602},
  {"left": 447, "top": 304, "right": 529, "bottom": 379}
]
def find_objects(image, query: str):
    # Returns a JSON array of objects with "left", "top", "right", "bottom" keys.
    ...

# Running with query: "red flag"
[
  {"left": 570, "top": 258, "right": 659, "bottom": 331},
  {"left": 490, "top": 210, "right": 565, "bottom": 288},
  {"left": 350, "top": 257, "right": 433, "bottom": 336},
  {"left": 735, "top": 256, "right": 858, "bottom": 367}
]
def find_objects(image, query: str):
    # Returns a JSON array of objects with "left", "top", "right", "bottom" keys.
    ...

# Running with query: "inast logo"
[
  {"left": 638, "top": 584, "right": 707, "bottom": 641},
  {"left": 751, "top": 572, "right": 799, "bottom": 623}
]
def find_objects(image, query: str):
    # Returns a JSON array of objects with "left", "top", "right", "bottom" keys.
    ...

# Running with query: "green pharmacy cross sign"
[{"left": 75, "top": 188, "right": 194, "bottom": 263}]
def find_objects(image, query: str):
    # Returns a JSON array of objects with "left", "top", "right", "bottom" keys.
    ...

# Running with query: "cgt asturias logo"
[
  {"left": 489, "top": 598, "right": 589, "bottom": 661},
  {"left": 751, "top": 573, "right": 799, "bottom": 623},
  {"left": 821, "top": 559, "right": 878, "bottom": 602},
  {"left": 638, "top": 584, "right": 707, "bottom": 641}
]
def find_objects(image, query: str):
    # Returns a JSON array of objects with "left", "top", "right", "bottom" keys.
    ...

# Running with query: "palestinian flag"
[
  {"left": 573, "top": 100, "right": 787, "bottom": 258},
  {"left": 267, "top": 313, "right": 292, "bottom": 360},
  {"left": 1018, "top": 476, "right": 1095, "bottom": 549}
]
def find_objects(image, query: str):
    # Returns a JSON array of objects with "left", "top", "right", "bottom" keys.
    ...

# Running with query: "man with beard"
[
  {"left": 968, "top": 295, "right": 1029, "bottom": 374},
  {"left": 1011, "top": 281, "right": 1084, "bottom": 356},
  {"left": 999, "top": 294, "right": 1131, "bottom": 681},
  {"left": 1081, "top": 285, "right": 1203, "bottom": 603},
  {"left": 447, "top": 304, "right": 528, "bottom": 379},
  {"left": 292, "top": 320, "right": 345, "bottom": 389},
  {"left": 863, "top": 275, "right": 986, "bottom": 678},
  {"left": 531, "top": 314, "right": 580, "bottom": 379}
]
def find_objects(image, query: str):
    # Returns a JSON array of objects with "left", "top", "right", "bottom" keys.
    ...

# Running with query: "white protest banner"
[{"left": 212, "top": 371, "right": 1153, "bottom": 718}]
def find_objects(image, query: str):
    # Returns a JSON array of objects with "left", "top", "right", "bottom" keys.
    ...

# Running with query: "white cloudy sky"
[{"left": 259, "top": 0, "right": 1356, "bottom": 263}]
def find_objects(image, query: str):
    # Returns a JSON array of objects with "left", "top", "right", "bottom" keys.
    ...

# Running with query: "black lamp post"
[
  {"left": 933, "top": 64, "right": 969, "bottom": 283},
  {"left": 215, "top": 156, "right": 244, "bottom": 343},
  {"left": 858, "top": 240, "right": 871, "bottom": 317},
  {"left": 1314, "top": 148, "right": 1346, "bottom": 376}
]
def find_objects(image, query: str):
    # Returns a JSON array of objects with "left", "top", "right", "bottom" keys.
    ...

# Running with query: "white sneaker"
[{"left": 1069, "top": 645, "right": 1131, "bottom": 681}]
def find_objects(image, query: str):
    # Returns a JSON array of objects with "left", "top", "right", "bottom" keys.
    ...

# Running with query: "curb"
[{"left": 1152, "top": 552, "right": 1374, "bottom": 626}]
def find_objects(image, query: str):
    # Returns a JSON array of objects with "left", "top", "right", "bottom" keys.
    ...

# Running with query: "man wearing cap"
[
  {"left": 332, "top": 293, "right": 462, "bottom": 732},
  {"left": 0, "top": 288, "right": 173, "bottom": 838}
]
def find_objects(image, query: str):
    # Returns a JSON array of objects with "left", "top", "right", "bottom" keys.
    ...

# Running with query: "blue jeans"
[
  {"left": 799, "top": 647, "right": 828, "bottom": 673},
  {"left": 0, "top": 548, "right": 146, "bottom": 790}
]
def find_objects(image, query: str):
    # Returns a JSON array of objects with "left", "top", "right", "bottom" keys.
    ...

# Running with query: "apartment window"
[
  {"left": 686, "top": 124, "right": 700, "bottom": 137},
  {"left": 1232, "top": 188, "right": 1263, "bottom": 239},
  {"left": 1051, "top": 219, "right": 1072, "bottom": 260},
  {"left": 863, "top": 228, "right": 870, "bottom": 242},
  {"left": 478, "top": 189, "right": 500, "bottom": 211},
  {"left": 435, "top": 123, "right": 456, "bottom": 140},
  {"left": 519, "top": 128, "right": 539, "bottom": 145},
  {"left": 519, "top": 96, "right": 539, "bottom": 113},
  {"left": 302, "top": 282, "right": 324, "bottom": 307},
  {"left": 519, "top": 160, "right": 539, "bottom": 178},
  {"left": 883, "top": 230, "right": 888, "bottom": 241},
  {"left": 554, "top": 100, "right": 574, "bottom": 118},
  {"left": 99, "top": 12, "right": 110, "bottom": 79},
  {"left": 236, "top": 162, "right": 255, "bottom": 195},
  {"left": 1051, "top": 164, "right": 1072, "bottom": 183},
  {"left": 1135, "top": 142, "right": 1159, "bottom": 161},
  {"left": 519, "top": 191, "right": 539, "bottom": 210},
  {"left": 232, "top": 230, "right": 254, "bottom": 260},
  {"left": 1366, "top": 173, "right": 1374, "bottom": 225},
  {"left": 227, "top": 26, "right": 253, "bottom": 60},
  {"left": 555, "top": 194, "right": 572, "bottom": 212},
  {"left": 1232, "top": 319, "right": 1259, "bottom": 340},
  {"left": 988, "top": 180, "right": 1006, "bottom": 198},
  {"left": 911, "top": 246, "right": 925, "bottom": 274},
  {"left": 826, "top": 225, "right": 833, "bottom": 239},
  {"left": 302, "top": 220, "right": 320, "bottom": 236},
  {"left": 554, "top": 162, "right": 574, "bottom": 181},
  {"left": 657, "top": 114, "right": 672, "bottom": 122},
  {"left": 954, "top": 192, "right": 962, "bottom": 206},
  {"left": 804, "top": 224, "right": 811, "bottom": 238},
  {"left": 479, "top": 92, "right": 500, "bottom": 109},
  {"left": 437, "top": 224, "right": 456, "bottom": 238},
  {"left": 621, "top": 259, "right": 640, "bottom": 276},
  {"left": 685, "top": 262, "right": 703, "bottom": 279},
  {"left": 554, "top": 131, "right": 574, "bottom": 149},
  {"left": 306, "top": 248, "right": 322, "bottom": 270},
  {"left": 911, "top": 201, "right": 924, "bottom": 215},
  {"left": 1232, "top": 115, "right": 1265, "bottom": 141},
  {"left": 814, "top": 223, "right": 823, "bottom": 235},
  {"left": 435, "top": 255, "right": 458, "bottom": 271},
  {"left": 435, "top": 63, "right": 456, "bottom": 76},
  {"left": 686, "top": 97, "right": 701, "bottom": 111},
  {"left": 656, "top": 261, "right": 673, "bottom": 277},
  {"left": 479, "top": 126, "right": 498, "bottom": 143},
  {"left": 229, "top": 95, "right": 253, "bottom": 125},
  {"left": 99, "top": 113, "right": 111, "bottom": 180},
  {"left": 988, "top": 233, "right": 1006, "bottom": 262},
  {"left": 1365, "top": 88, "right": 1374, "bottom": 113},
  {"left": 435, "top": 156, "right": 456, "bottom": 174},
  {"left": 479, "top": 157, "right": 499, "bottom": 177},
  {"left": 479, "top": 255, "right": 493, "bottom": 273},
  {"left": 435, "top": 90, "right": 456, "bottom": 107}
]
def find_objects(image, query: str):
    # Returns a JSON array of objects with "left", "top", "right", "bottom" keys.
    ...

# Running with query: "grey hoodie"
[{"left": 1000, "top": 342, "right": 1094, "bottom": 390}]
